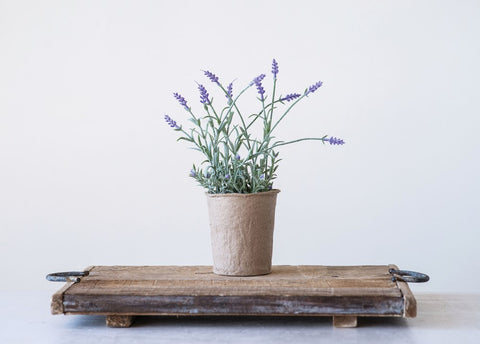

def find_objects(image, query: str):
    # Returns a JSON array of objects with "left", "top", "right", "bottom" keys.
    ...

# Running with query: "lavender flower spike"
[
  {"left": 226, "top": 82, "right": 233, "bottom": 104},
  {"left": 272, "top": 59, "right": 279, "bottom": 79},
  {"left": 306, "top": 81, "right": 323, "bottom": 95},
  {"left": 203, "top": 70, "right": 219, "bottom": 84},
  {"left": 164, "top": 114, "right": 180, "bottom": 130},
  {"left": 281, "top": 93, "right": 301, "bottom": 102},
  {"left": 198, "top": 84, "right": 210, "bottom": 104},
  {"left": 173, "top": 92, "right": 189, "bottom": 110},
  {"left": 327, "top": 137, "right": 345, "bottom": 145},
  {"left": 189, "top": 169, "right": 197, "bottom": 177},
  {"left": 253, "top": 74, "right": 266, "bottom": 100},
  {"left": 253, "top": 73, "right": 265, "bottom": 84}
]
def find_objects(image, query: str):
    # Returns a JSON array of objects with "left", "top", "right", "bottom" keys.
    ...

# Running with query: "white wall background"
[{"left": 1, "top": 0, "right": 479, "bottom": 293}]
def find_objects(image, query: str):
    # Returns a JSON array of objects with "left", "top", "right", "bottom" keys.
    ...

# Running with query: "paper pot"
[{"left": 206, "top": 189, "right": 280, "bottom": 276}]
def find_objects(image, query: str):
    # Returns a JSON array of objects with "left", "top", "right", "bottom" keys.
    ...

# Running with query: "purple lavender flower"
[
  {"left": 281, "top": 93, "right": 301, "bottom": 102},
  {"left": 173, "top": 92, "right": 189, "bottom": 110},
  {"left": 327, "top": 137, "right": 345, "bottom": 145},
  {"left": 226, "top": 82, "right": 233, "bottom": 104},
  {"left": 306, "top": 81, "right": 323, "bottom": 95},
  {"left": 205, "top": 172, "right": 211, "bottom": 178},
  {"left": 198, "top": 84, "right": 210, "bottom": 104},
  {"left": 225, "top": 174, "right": 231, "bottom": 180},
  {"left": 252, "top": 74, "right": 266, "bottom": 100},
  {"left": 272, "top": 59, "right": 279, "bottom": 79},
  {"left": 252, "top": 74, "right": 265, "bottom": 84},
  {"left": 164, "top": 114, "right": 180, "bottom": 130},
  {"left": 189, "top": 169, "right": 197, "bottom": 177},
  {"left": 259, "top": 174, "right": 265, "bottom": 180},
  {"left": 235, "top": 154, "right": 241, "bottom": 160},
  {"left": 203, "top": 70, "right": 219, "bottom": 84}
]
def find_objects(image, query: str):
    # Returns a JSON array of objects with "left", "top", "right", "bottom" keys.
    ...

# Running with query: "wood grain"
[
  {"left": 106, "top": 315, "right": 134, "bottom": 328},
  {"left": 51, "top": 282, "right": 75, "bottom": 315},
  {"left": 69, "top": 265, "right": 401, "bottom": 296},
  {"left": 333, "top": 316, "right": 358, "bottom": 328}
]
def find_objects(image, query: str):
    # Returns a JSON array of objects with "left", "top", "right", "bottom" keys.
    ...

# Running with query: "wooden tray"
[{"left": 51, "top": 265, "right": 416, "bottom": 328}]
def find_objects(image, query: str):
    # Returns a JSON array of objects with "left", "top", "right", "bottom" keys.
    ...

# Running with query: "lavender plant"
[{"left": 165, "top": 59, "right": 345, "bottom": 194}]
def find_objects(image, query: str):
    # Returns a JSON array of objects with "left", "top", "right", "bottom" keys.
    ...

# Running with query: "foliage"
[{"left": 165, "top": 60, "right": 344, "bottom": 194}]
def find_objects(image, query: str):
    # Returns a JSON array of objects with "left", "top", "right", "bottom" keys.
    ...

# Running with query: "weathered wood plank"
[
  {"left": 66, "top": 281, "right": 400, "bottom": 297},
  {"left": 64, "top": 294, "right": 404, "bottom": 316},
  {"left": 66, "top": 265, "right": 401, "bottom": 297},
  {"left": 106, "top": 315, "right": 134, "bottom": 328},
  {"left": 84, "top": 265, "right": 395, "bottom": 281}
]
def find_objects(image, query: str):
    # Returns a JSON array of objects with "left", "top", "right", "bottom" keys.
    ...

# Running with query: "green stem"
[
  {"left": 260, "top": 96, "right": 268, "bottom": 176},
  {"left": 217, "top": 83, "right": 252, "bottom": 149},
  {"left": 187, "top": 109, "right": 207, "bottom": 141},
  {"left": 245, "top": 98, "right": 284, "bottom": 131},
  {"left": 208, "top": 85, "right": 252, "bottom": 169},
  {"left": 206, "top": 103, "right": 220, "bottom": 124},
  {"left": 271, "top": 136, "right": 328, "bottom": 149},
  {"left": 269, "top": 78, "right": 277, "bottom": 132},
  {"left": 270, "top": 93, "right": 306, "bottom": 133},
  {"left": 254, "top": 93, "right": 306, "bottom": 157},
  {"left": 208, "top": 102, "right": 231, "bottom": 147},
  {"left": 178, "top": 128, "right": 211, "bottom": 161},
  {"left": 264, "top": 78, "right": 277, "bottom": 177}
]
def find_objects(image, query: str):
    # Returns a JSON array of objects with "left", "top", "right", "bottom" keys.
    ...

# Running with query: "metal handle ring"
[
  {"left": 46, "top": 271, "right": 89, "bottom": 282},
  {"left": 389, "top": 269, "right": 429, "bottom": 283}
]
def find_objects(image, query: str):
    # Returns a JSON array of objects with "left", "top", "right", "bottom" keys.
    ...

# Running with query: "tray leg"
[
  {"left": 333, "top": 316, "right": 357, "bottom": 328},
  {"left": 106, "top": 315, "right": 135, "bottom": 328}
]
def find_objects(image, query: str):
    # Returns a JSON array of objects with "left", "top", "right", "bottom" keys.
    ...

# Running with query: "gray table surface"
[{"left": 1, "top": 291, "right": 479, "bottom": 344}]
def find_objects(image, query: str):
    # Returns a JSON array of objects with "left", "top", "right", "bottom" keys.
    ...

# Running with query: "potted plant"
[{"left": 165, "top": 59, "right": 344, "bottom": 276}]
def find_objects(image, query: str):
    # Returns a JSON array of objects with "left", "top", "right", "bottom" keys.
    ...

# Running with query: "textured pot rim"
[{"left": 205, "top": 189, "right": 280, "bottom": 198}]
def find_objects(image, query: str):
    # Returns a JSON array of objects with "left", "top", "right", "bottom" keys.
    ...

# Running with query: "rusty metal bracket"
[
  {"left": 389, "top": 269, "right": 429, "bottom": 283},
  {"left": 46, "top": 271, "right": 89, "bottom": 283}
]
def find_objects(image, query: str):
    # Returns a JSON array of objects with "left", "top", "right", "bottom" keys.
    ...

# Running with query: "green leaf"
[
  {"left": 217, "top": 120, "right": 227, "bottom": 132},
  {"left": 177, "top": 136, "right": 193, "bottom": 143}
]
